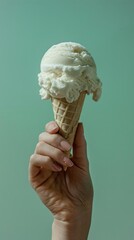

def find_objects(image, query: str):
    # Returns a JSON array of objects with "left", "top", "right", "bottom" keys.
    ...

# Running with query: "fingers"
[
  {"left": 39, "top": 132, "right": 71, "bottom": 152},
  {"left": 29, "top": 154, "right": 62, "bottom": 176},
  {"left": 35, "top": 141, "right": 73, "bottom": 168},
  {"left": 29, "top": 121, "right": 74, "bottom": 181},
  {"left": 29, "top": 153, "right": 63, "bottom": 190}
]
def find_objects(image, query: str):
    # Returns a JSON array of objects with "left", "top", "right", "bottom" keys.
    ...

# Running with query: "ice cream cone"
[
  {"left": 51, "top": 91, "right": 86, "bottom": 147},
  {"left": 38, "top": 42, "right": 102, "bottom": 165}
]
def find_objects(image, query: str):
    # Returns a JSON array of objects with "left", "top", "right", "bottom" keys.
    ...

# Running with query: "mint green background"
[{"left": 0, "top": 0, "right": 134, "bottom": 239}]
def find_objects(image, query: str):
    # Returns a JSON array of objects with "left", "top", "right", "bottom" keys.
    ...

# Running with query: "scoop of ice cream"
[{"left": 38, "top": 42, "right": 102, "bottom": 103}]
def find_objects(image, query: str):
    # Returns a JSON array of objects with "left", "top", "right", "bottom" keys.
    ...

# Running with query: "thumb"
[{"left": 72, "top": 123, "right": 89, "bottom": 170}]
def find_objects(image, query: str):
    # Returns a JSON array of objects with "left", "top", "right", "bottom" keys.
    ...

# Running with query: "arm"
[{"left": 52, "top": 212, "right": 91, "bottom": 240}]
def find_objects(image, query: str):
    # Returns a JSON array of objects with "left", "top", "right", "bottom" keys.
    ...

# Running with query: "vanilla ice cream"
[{"left": 38, "top": 42, "right": 102, "bottom": 103}]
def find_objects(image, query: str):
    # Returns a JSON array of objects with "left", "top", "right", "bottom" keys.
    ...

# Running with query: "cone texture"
[{"left": 51, "top": 92, "right": 86, "bottom": 145}]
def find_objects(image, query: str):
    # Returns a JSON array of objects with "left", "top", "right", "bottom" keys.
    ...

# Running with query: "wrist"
[{"left": 52, "top": 210, "right": 92, "bottom": 240}]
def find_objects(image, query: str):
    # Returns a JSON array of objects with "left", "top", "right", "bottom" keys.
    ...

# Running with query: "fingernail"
[
  {"left": 60, "top": 141, "right": 71, "bottom": 151},
  {"left": 63, "top": 157, "right": 74, "bottom": 167},
  {"left": 46, "top": 122, "right": 58, "bottom": 131}
]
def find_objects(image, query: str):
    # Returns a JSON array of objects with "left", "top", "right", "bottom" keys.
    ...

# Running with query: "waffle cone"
[{"left": 51, "top": 92, "right": 86, "bottom": 146}]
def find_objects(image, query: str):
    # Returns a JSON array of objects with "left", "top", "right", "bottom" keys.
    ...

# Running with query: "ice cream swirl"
[{"left": 38, "top": 42, "right": 102, "bottom": 103}]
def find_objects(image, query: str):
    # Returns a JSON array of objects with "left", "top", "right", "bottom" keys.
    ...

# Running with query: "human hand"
[{"left": 29, "top": 121, "right": 93, "bottom": 239}]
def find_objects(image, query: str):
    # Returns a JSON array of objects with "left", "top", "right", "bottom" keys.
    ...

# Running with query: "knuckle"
[
  {"left": 29, "top": 153, "right": 36, "bottom": 163},
  {"left": 35, "top": 142, "right": 44, "bottom": 153},
  {"left": 36, "top": 141, "right": 42, "bottom": 149},
  {"left": 38, "top": 132, "right": 44, "bottom": 141},
  {"left": 44, "top": 155, "right": 51, "bottom": 163}
]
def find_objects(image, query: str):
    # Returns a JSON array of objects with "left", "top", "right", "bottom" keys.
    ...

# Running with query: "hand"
[{"left": 29, "top": 121, "right": 93, "bottom": 239}]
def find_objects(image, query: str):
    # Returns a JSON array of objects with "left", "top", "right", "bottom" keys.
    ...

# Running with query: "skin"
[{"left": 29, "top": 121, "right": 94, "bottom": 240}]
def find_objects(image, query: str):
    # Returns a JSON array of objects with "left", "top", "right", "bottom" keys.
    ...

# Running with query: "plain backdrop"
[{"left": 0, "top": 0, "right": 134, "bottom": 239}]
